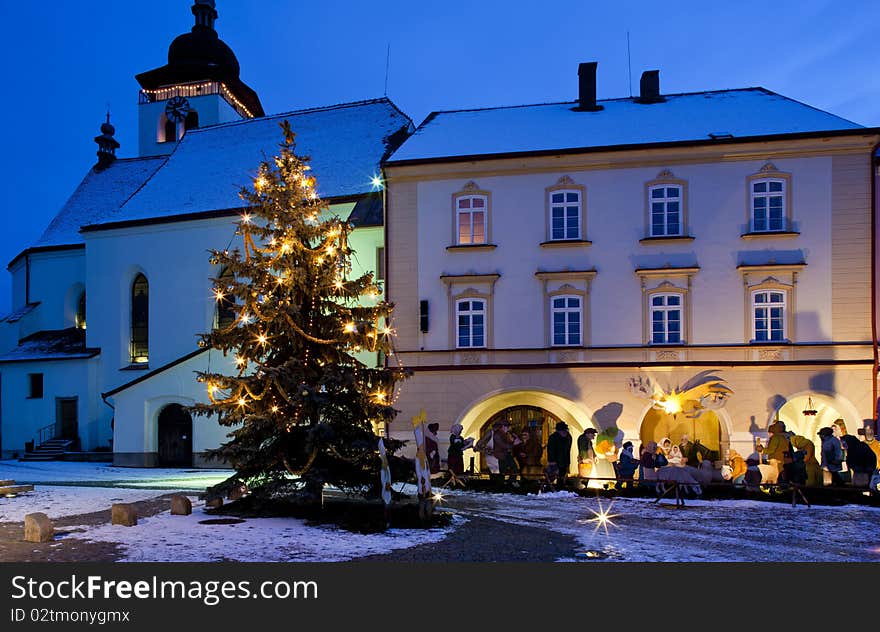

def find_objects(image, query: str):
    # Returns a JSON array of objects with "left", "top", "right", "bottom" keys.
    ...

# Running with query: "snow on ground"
[
  {"left": 78, "top": 499, "right": 459, "bottom": 562},
  {"left": 437, "top": 489, "right": 880, "bottom": 562},
  {"left": 0, "top": 486, "right": 163, "bottom": 522},
  {"left": 0, "top": 460, "right": 231, "bottom": 489}
]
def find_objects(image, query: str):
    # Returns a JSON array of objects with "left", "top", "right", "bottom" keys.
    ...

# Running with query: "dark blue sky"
[{"left": 1, "top": 0, "right": 879, "bottom": 314}]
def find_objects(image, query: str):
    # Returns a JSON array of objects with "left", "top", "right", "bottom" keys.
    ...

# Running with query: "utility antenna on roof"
[
  {"left": 626, "top": 31, "right": 633, "bottom": 97},
  {"left": 384, "top": 43, "right": 391, "bottom": 96}
]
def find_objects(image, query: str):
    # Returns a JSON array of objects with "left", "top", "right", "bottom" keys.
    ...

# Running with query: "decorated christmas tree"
[{"left": 192, "top": 122, "right": 407, "bottom": 504}]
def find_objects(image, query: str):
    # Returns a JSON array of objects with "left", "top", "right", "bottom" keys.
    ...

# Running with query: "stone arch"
[
  {"left": 455, "top": 388, "right": 595, "bottom": 474},
  {"left": 771, "top": 390, "right": 862, "bottom": 454},
  {"left": 636, "top": 401, "right": 733, "bottom": 463}
]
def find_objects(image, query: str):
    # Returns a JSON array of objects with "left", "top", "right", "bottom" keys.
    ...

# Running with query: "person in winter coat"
[
  {"left": 841, "top": 434, "right": 878, "bottom": 487},
  {"left": 475, "top": 427, "right": 499, "bottom": 474},
  {"left": 639, "top": 441, "right": 658, "bottom": 490},
  {"left": 615, "top": 441, "right": 639, "bottom": 490},
  {"left": 819, "top": 427, "right": 845, "bottom": 486},
  {"left": 790, "top": 435, "right": 821, "bottom": 487},
  {"left": 679, "top": 435, "right": 699, "bottom": 468},
  {"left": 764, "top": 420, "right": 791, "bottom": 479},
  {"left": 577, "top": 427, "right": 598, "bottom": 475},
  {"left": 744, "top": 456, "right": 763, "bottom": 490},
  {"left": 546, "top": 421, "right": 573, "bottom": 490},
  {"left": 492, "top": 421, "right": 518, "bottom": 482},
  {"left": 863, "top": 425, "right": 880, "bottom": 464},
  {"left": 447, "top": 423, "right": 474, "bottom": 476},
  {"left": 727, "top": 449, "right": 747, "bottom": 485}
]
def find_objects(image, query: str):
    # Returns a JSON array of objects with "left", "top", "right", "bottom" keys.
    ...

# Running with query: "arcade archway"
[
  {"left": 456, "top": 389, "right": 593, "bottom": 474},
  {"left": 639, "top": 409, "right": 725, "bottom": 460}
]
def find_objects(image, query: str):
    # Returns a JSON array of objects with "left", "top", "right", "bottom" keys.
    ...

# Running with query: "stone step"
[
  {"left": 19, "top": 454, "right": 59, "bottom": 461},
  {"left": 0, "top": 484, "right": 34, "bottom": 495}
]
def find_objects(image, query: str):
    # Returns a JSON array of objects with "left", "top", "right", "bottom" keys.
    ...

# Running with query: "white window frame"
[
  {"left": 548, "top": 189, "right": 581, "bottom": 241},
  {"left": 456, "top": 298, "right": 486, "bottom": 348},
  {"left": 456, "top": 194, "right": 488, "bottom": 245},
  {"left": 550, "top": 294, "right": 582, "bottom": 346},
  {"left": 648, "top": 184, "right": 683, "bottom": 237},
  {"left": 750, "top": 178, "right": 786, "bottom": 233},
  {"left": 649, "top": 293, "right": 683, "bottom": 344},
  {"left": 752, "top": 289, "right": 786, "bottom": 342}
]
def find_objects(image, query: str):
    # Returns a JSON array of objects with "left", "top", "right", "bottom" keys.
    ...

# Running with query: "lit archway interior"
[
  {"left": 457, "top": 389, "right": 593, "bottom": 475},
  {"left": 774, "top": 394, "right": 858, "bottom": 456},
  {"left": 640, "top": 409, "right": 724, "bottom": 459}
]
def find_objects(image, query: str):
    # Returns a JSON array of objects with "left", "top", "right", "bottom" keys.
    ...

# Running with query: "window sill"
[
  {"left": 25, "top": 396, "right": 44, "bottom": 400},
  {"left": 539, "top": 239, "right": 592, "bottom": 249},
  {"left": 446, "top": 244, "right": 497, "bottom": 252},
  {"left": 121, "top": 363, "right": 150, "bottom": 371},
  {"left": 748, "top": 340, "right": 791, "bottom": 346},
  {"left": 740, "top": 231, "right": 800, "bottom": 240},
  {"left": 639, "top": 235, "right": 694, "bottom": 245}
]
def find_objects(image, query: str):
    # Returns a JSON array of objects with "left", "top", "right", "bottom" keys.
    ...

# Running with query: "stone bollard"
[
  {"left": 111, "top": 503, "right": 138, "bottom": 526},
  {"left": 205, "top": 497, "right": 223, "bottom": 509},
  {"left": 170, "top": 495, "right": 192, "bottom": 516},
  {"left": 24, "top": 512, "right": 54, "bottom": 543}
]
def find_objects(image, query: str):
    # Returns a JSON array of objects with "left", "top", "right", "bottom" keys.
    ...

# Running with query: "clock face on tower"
[{"left": 165, "top": 96, "right": 191, "bottom": 123}]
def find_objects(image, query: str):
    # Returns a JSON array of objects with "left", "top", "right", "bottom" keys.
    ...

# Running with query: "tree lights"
[{"left": 191, "top": 121, "right": 408, "bottom": 504}]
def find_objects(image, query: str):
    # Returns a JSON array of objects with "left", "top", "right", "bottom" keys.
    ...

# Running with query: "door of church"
[
  {"left": 56, "top": 397, "right": 79, "bottom": 446},
  {"left": 158, "top": 404, "right": 193, "bottom": 467}
]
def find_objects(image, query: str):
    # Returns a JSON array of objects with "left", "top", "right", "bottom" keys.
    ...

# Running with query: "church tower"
[{"left": 135, "top": 0, "right": 264, "bottom": 156}]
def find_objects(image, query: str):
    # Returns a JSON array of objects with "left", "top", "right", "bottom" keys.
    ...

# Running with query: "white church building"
[{"left": 0, "top": 1, "right": 412, "bottom": 466}]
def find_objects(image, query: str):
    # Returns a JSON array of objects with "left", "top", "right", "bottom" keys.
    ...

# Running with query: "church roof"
[
  {"left": 86, "top": 98, "right": 412, "bottom": 230},
  {"left": 388, "top": 87, "right": 868, "bottom": 164},
  {"left": 31, "top": 156, "right": 167, "bottom": 249},
  {"left": 0, "top": 328, "right": 99, "bottom": 363}
]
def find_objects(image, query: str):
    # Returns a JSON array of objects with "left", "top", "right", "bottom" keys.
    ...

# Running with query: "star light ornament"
[
  {"left": 578, "top": 498, "right": 620, "bottom": 536},
  {"left": 627, "top": 370, "right": 732, "bottom": 418}
]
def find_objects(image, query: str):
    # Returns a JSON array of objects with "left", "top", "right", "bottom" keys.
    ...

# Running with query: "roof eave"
[
  {"left": 384, "top": 127, "right": 880, "bottom": 168},
  {"left": 80, "top": 193, "right": 374, "bottom": 233},
  {"left": 7, "top": 243, "right": 85, "bottom": 270}
]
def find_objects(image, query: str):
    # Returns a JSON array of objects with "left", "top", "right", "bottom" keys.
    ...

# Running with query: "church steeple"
[
  {"left": 135, "top": 0, "right": 263, "bottom": 156},
  {"left": 94, "top": 112, "right": 119, "bottom": 171},
  {"left": 192, "top": 0, "right": 217, "bottom": 30}
]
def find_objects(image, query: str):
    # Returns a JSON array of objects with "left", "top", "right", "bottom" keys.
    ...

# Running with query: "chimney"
[
  {"left": 575, "top": 62, "right": 603, "bottom": 111},
  {"left": 636, "top": 70, "right": 665, "bottom": 104}
]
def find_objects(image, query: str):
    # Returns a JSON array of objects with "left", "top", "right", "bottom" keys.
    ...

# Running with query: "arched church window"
[
  {"left": 216, "top": 267, "right": 236, "bottom": 329},
  {"left": 130, "top": 274, "right": 149, "bottom": 363},
  {"left": 184, "top": 110, "right": 199, "bottom": 131},
  {"left": 75, "top": 292, "right": 86, "bottom": 330}
]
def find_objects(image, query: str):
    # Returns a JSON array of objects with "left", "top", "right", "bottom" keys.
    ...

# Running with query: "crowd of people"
[{"left": 433, "top": 417, "right": 880, "bottom": 494}]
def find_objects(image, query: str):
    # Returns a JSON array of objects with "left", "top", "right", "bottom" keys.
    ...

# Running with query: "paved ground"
[{"left": 356, "top": 515, "right": 578, "bottom": 562}]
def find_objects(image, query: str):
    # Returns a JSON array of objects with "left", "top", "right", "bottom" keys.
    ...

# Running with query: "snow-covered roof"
[
  {"left": 388, "top": 88, "right": 867, "bottom": 164},
  {"left": 0, "top": 328, "right": 99, "bottom": 363},
  {"left": 33, "top": 157, "right": 167, "bottom": 248},
  {"left": 95, "top": 98, "right": 412, "bottom": 227}
]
